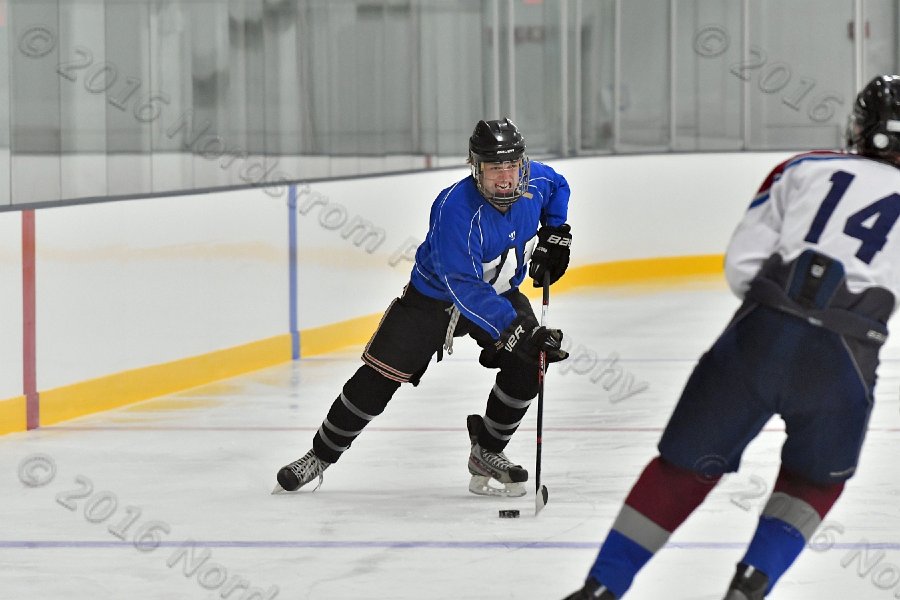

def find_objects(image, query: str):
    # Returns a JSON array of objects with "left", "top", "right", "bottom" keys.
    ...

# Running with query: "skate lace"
[
  {"left": 481, "top": 449, "right": 515, "bottom": 470},
  {"left": 288, "top": 452, "right": 328, "bottom": 491}
]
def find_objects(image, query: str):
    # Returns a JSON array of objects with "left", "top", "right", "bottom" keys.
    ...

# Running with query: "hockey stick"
[{"left": 535, "top": 272, "right": 550, "bottom": 516}]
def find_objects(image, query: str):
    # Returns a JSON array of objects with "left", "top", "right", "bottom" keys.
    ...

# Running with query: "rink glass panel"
[{"left": 0, "top": 0, "right": 897, "bottom": 207}]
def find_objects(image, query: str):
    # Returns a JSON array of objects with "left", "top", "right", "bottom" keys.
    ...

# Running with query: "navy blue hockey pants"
[{"left": 659, "top": 304, "right": 876, "bottom": 485}]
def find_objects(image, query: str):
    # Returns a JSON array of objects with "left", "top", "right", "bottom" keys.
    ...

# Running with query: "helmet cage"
[{"left": 470, "top": 154, "right": 531, "bottom": 209}]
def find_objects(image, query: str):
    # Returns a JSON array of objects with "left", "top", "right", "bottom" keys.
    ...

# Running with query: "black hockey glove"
[
  {"left": 529, "top": 224, "right": 572, "bottom": 287},
  {"left": 479, "top": 313, "right": 569, "bottom": 368}
]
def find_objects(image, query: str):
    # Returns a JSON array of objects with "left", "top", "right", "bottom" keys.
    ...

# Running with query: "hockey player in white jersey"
[
  {"left": 275, "top": 119, "right": 571, "bottom": 497},
  {"left": 563, "top": 75, "right": 900, "bottom": 600}
]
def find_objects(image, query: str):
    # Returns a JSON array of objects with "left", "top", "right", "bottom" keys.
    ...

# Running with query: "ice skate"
[
  {"left": 561, "top": 577, "right": 616, "bottom": 599},
  {"left": 721, "top": 563, "right": 768, "bottom": 600},
  {"left": 466, "top": 414, "right": 528, "bottom": 497},
  {"left": 273, "top": 449, "right": 331, "bottom": 493}
]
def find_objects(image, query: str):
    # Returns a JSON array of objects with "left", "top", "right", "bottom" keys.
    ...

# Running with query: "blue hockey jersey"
[{"left": 409, "top": 161, "right": 570, "bottom": 339}]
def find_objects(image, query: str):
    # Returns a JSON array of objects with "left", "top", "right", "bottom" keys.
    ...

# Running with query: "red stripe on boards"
[{"left": 22, "top": 210, "right": 39, "bottom": 429}]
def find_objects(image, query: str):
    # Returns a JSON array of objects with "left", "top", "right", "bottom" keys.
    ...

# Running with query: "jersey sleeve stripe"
[
  {"left": 467, "top": 207, "right": 483, "bottom": 277},
  {"left": 751, "top": 151, "right": 848, "bottom": 209},
  {"left": 749, "top": 192, "right": 770, "bottom": 209}
]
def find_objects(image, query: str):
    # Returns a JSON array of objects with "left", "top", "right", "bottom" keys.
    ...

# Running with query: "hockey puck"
[{"left": 498, "top": 509, "right": 520, "bottom": 518}]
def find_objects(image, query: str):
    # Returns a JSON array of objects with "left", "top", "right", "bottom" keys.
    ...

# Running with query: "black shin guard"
[
  {"left": 312, "top": 365, "right": 400, "bottom": 463},
  {"left": 477, "top": 384, "right": 534, "bottom": 452}
]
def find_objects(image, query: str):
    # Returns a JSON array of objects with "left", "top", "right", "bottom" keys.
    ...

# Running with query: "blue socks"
[
  {"left": 741, "top": 516, "right": 807, "bottom": 593},
  {"left": 587, "top": 530, "right": 654, "bottom": 598}
]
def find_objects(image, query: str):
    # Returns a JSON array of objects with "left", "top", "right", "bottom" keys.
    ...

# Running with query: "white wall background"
[
  {"left": 1, "top": 151, "right": 795, "bottom": 402},
  {"left": 34, "top": 188, "right": 288, "bottom": 391},
  {"left": 0, "top": 212, "right": 23, "bottom": 400},
  {"left": 295, "top": 169, "right": 466, "bottom": 330},
  {"left": 565, "top": 152, "right": 797, "bottom": 263},
  {"left": 295, "top": 151, "right": 794, "bottom": 330}
]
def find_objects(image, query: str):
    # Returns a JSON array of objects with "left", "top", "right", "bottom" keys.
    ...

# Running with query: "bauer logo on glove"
[
  {"left": 530, "top": 223, "right": 572, "bottom": 286},
  {"left": 546, "top": 233, "right": 572, "bottom": 246},
  {"left": 503, "top": 323, "right": 527, "bottom": 352},
  {"left": 480, "top": 313, "right": 569, "bottom": 367}
]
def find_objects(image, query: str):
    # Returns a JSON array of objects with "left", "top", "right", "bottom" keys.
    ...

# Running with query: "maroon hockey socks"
[{"left": 586, "top": 456, "right": 721, "bottom": 597}]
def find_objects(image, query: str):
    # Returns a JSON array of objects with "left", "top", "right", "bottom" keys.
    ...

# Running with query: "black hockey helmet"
[
  {"left": 468, "top": 118, "right": 530, "bottom": 208},
  {"left": 846, "top": 75, "right": 900, "bottom": 165}
]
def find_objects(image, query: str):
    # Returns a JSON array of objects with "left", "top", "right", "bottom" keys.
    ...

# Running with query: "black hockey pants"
[{"left": 312, "top": 283, "right": 541, "bottom": 464}]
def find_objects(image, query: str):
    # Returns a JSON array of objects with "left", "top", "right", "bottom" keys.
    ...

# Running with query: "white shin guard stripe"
[
  {"left": 761, "top": 492, "right": 822, "bottom": 540},
  {"left": 612, "top": 504, "right": 671, "bottom": 554},
  {"left": 492, "top": 384, "right": 533, "bottom": 409},
  {"left": 323, "top": 418, "right": 364, "bottom": 438},
  {"left": 339, "top": 392, "right": 377, "bottom": 421},
  {"left": 316, "top": 425, "right": 351, "bottom": 453},
  {"left": 482, "top": 415, "right": 520, "bottom": 441}
]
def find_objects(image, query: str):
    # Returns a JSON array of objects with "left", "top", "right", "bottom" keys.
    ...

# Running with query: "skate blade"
[
  {"left": 468, "top": 475, "right": 527, "bottom": 498},
  {"left": 271, "top": 483, "right": 287, "bottom": 495}
]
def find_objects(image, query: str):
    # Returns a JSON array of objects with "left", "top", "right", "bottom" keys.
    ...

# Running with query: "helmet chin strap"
[
  {"left": 487, "top": 182, "right": 519, "bottom": 210},
  {"left": 484, "top": 186, "right": 533, "bottom": 211},
  {"left": 472, "top": 166, "right": 518, "bottom": 210},
  {"left": 487, "top": 196, "right": 516, "bottom": 212}
]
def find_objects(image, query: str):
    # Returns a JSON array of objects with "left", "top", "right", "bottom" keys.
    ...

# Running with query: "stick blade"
[{"left": 534, "top": 485, "right": 549, "bottom": 516}]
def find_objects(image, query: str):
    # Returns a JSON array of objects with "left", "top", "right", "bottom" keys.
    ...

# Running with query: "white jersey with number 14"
[{"left": 726, "top": 151, "right": 900, "bottom": 309}]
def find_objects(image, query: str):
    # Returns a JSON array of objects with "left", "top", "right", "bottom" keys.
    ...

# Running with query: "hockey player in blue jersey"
[
  {"left": 276, "top": 118, "right": 572, "bottom": 497},
  {"left": 563, "top": 75, "right": 900, "bottom": 600}
]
